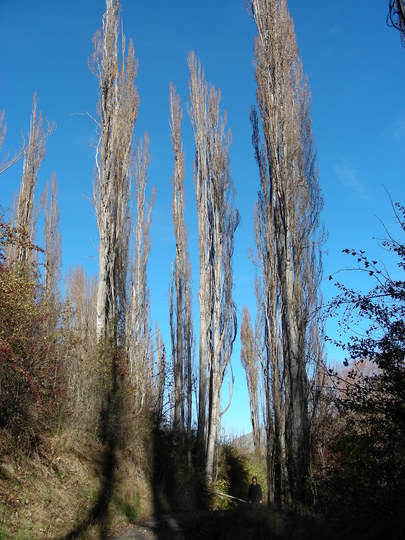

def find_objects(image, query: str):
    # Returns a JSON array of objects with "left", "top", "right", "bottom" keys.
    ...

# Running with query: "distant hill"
[{"left": 230, "top": 428, "right": 265, "bottom": 451}]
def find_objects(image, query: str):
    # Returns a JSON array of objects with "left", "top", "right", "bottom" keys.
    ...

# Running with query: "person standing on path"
[{"left": 248, "top": 476, "right": 263, "bottom": 507}]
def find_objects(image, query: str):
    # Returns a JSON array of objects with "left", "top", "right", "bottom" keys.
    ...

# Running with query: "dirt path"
[{"left": 110, "top": 511, "right": 220, "bottom": 540}]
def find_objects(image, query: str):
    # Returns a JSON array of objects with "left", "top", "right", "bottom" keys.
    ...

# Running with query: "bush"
[
  {"left": 319, "top": 200, "right": 405, "bottom": 538},
  {"left": 0, "top": 221, "right": 62, "bottom": 452}
]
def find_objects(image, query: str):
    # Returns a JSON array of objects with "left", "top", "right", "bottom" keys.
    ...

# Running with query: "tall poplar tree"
[
  {"left": 42, "top": 173, "right": 62, "bottom": 307},
  {"left": 13, "top": 95, "right": 52, "bottom": 264},
  {"left": 188, "top": 52, "right": 239, "bottom": 483},
  {"left": 240, "top": 306, "right": 262, "bottom": 453},
  {"left": 169, "top": 83, "right": 193, "bottom": 437},
  {"left": 90, "top": 0, "right": 139, "bottom": 341},
  {"left": 126, "top": 135, "right": 155, "bottom": 406},
  {"left": 251, "top": 0, "right": 324, "bottom": 506}
]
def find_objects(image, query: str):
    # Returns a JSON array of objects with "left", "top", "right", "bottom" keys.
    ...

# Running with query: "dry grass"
[
  {"left": 0, "top": 433, "right": 97, "bottom": 538},
  {"left": 0, "top": 428, "right": 155, "bottom": 540}
]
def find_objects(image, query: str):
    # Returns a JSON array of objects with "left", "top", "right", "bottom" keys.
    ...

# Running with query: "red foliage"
[{"left": 0, "top": 219, "right": 62, "bottom": 440}]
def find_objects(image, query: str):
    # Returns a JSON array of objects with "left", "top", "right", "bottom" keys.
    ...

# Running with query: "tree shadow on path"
[
  {"left": 146, "top": 427, "right": 210, "bottom": 539},
  {"left": 60, "top": 356, "right": 119, "bottom": 540},
  {"left": 129, "top": 435, "right": 252, "bottom": 539}
]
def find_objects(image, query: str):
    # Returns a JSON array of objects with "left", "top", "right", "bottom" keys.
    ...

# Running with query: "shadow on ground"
[
  {"left": 220, "top": 445, "right": 251, "bottom": 504},
  {"left": 60, "top": 353, "right": 119, "bottom": 540},
  {"left": 142, "top": 433, "right": 252, "bottom": 539},
  {"left": 117, "top": 505, "right": 378, "bottom": 540}
]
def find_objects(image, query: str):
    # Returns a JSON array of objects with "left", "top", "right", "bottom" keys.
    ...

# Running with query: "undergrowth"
[
  {"left": 0, "top": 429, "right": 154, "bottom": 540},
  {"left": 1, "top": 433, "right": 400, "bottom": 539}
]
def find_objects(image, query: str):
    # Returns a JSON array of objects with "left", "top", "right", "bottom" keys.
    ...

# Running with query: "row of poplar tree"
[{"left": 1, "top": 0, "right": 324, "bottom": 509}]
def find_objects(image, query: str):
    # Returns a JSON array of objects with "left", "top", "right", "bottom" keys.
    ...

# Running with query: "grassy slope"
[{"left": 0, "top": 431, "right": 153, "bottom": 540}]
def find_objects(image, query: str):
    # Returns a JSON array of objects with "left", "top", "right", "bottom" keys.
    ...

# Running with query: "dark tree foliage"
[
  {"left": 322, "top": 201, "right": 405, "bottom": 538},
  {"left": 387, "top": 0, "right": 405, "bottom": 47}
]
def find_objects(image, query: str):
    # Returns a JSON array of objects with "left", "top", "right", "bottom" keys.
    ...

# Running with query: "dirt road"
[{"left": 110, "top": 511, "right": 221, "bottom": 540}]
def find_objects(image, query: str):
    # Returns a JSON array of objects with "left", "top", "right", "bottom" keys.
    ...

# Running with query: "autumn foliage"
[{"left": 0, "top": 220, "right": 61, "bottom": 451}]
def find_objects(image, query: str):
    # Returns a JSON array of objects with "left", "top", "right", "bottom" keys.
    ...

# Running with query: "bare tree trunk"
[
  {"left": 251, "top": 0, "right": 323, "bottom": 506},
  {"left": 42, "top": 173, "right": 62, "bottom": 306},
  {"left": 188, "top": 52, "right": 239, "bottom": 484},
  {"left": 169, "top": 83, "right": 193, "bottom": 433},
  {"left": 154, "top": 323, "right": 166, "bottom": 424},
  {"left": 126, "top": 135, "right": 155, "bottom": 406},
  {"left": 91, "top": 0, "right": 139, "bottom": 342},
  {"left": 65, "top": 265, "right": 98, "bottom": 425},
  {"left": 185, "top": 271, "right": 194, "bottom": 463},
  {"left": 12, "top": 95, "right": 52, "bottom": 264},
  {"left": 240, "top": 306, "right": 261, "bottom": 453},
  {"left": 252, "top": 108, "right": 287, "bottom": 506},
  {"left": 0, "top": 111, "right": 6, "bottom": 160},
  {"left": 188, "top": 54, "right": 210, "bottom": 457}
]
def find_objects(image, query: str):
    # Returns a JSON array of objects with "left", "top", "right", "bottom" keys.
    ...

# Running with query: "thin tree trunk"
[
  {"left": 188, "top": 51, "right": 239, "bottom": 483},
  {"left": 91, "top": 0, "right": 139, "bottom": 342}
]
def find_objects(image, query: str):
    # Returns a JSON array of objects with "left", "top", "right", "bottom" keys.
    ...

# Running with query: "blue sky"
[{"left": 1, "top": 0, "right": 404, "bottom": 436}]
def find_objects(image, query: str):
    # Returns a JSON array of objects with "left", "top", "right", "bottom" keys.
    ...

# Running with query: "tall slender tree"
[
  {"left": 42, "top": 173, "right": 62, "bottom": 307},
  {"left": 126, "top": 135, "right": 155, "bottom": 405},
  {"left": 188, "top": 51, "right": 239, "bottom": 483},
  {"left": 240, "top": 305, "right": 262, "bottom": 453},
  {"left": 153, "top": 323, "right": 166, "bottom": 424},
  {"left": 65, "top": 265, "right": 98, "bottom": 423},
  {"left": 90, "top": 0, "right": 139, "bottom": 341},
  {"left": 251, "top": 0, "right": 324, "bottom": 506},
  {"left": 169, "top": 83, "right": 193, "bottom": 435},
  {"left": 0, "top": 112, "right": 6, "bottom": 169},
  {"left": 13, "top": 95, "right": 52, "bottom": 264}
]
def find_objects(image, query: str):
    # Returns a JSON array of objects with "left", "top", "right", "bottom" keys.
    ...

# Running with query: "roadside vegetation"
[{"left": 1, "top": 1, "right": 404, "bottom": 539}]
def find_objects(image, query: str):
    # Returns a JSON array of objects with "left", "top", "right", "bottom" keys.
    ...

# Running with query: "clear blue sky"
[{"left": 1, "top": 0, "right": 404, "bottom": 436}]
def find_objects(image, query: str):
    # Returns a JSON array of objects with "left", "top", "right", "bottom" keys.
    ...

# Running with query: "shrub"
[
  {"left": 319, "top": 200, "right": 405, "bottom": 538},
  {"left": 0, "top": 221, "right": 62, "bottom": 451}
]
